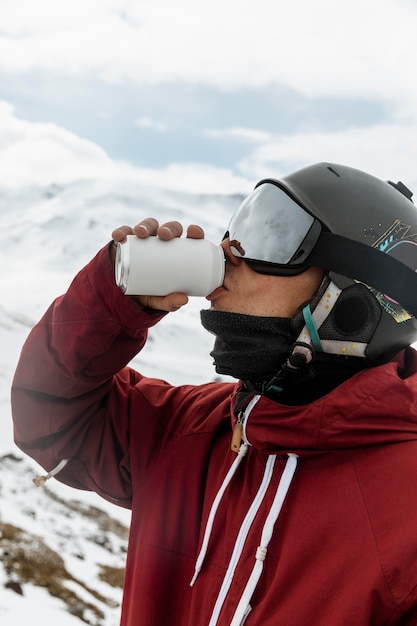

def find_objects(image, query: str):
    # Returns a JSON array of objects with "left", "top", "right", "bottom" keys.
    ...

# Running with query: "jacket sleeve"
[{"left": 11, "top": 243, "right": 167, "bottom": 508}]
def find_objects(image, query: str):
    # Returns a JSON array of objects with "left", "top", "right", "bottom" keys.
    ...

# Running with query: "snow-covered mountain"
[{"left": 0, "top": 179, "right": 241, "bottom": 625}]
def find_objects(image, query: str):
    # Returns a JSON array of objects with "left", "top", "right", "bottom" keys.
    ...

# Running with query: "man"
[{"left": 12, "top": 163, "right": 417, "bottom": 625}]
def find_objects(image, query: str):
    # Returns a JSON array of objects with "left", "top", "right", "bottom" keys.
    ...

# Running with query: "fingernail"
[
  {"left": 137, "top": 224, "right": 149, "bottom": 233},
  {"left": 161, "top": 226, "right": 172, "bottom": 235}
]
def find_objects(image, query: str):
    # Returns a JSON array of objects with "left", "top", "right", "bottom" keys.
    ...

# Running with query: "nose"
[{"left": 221, "top": 238, "right": 242, "bottom": 267}]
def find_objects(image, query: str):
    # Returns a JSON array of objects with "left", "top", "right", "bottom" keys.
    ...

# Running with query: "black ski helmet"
[
  {"left": 268, "top": 162, "right": 417, "bottom": 362},
  {"left": 225, "top": 163, "right": 417, "bottom": 363}
]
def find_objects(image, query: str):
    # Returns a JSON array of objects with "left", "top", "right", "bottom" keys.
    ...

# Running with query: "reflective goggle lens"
[{"left": 226, "top": 182, "right": 318, "bottom": 270}]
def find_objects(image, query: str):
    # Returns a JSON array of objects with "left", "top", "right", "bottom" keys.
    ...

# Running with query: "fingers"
[
  {"left": 157, "top": 221, "right": 183, "bottom": 240},
  {"left": 132, "top": 220, "right": 204, "bottom": 241},
  {"left": 135, "top": 293, "right": 189, "bottom": 313},
  {"left": 186, "top": 224, "right": 205, "bottom": 239},
  {"left": 114, "top": 220, "right": 204, "bottom": 242},
  {"left": 111, "top": 225, "right": 134, "bottom": 243},
  {"left": 133, "top": 219, "right": 183, "bottom": 240},
  {"left": 132, "top": 218, "right": 159, "bottom": 238}
]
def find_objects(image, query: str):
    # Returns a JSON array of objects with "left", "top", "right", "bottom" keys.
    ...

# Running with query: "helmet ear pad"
[
  {"left": 332, "top": 294, "right": 371, "bottom": 335},
  {"left": 327, "top": 277, "right": 417, "bottom": 363},
  {"left": 291, "top": 277, "right": 384, "bottom": 361},
  {"left": 321, "top": 283, "right": 382, "bottom": 342}
]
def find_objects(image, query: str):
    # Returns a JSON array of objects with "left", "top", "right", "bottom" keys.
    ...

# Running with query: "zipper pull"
[{"left": 231, "top": 411, "right": 244, "bottom": 453}]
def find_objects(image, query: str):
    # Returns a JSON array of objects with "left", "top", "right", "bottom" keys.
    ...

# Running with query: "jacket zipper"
[
  {"left": 231, "top": 394, "right": 259, "bottom": 452},
  {"left": 231, "top": 410, "right": 245, "bottom": 452}
]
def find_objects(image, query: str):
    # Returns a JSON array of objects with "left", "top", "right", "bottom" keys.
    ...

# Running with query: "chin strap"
[
  {"left": 258, "top": 341, "right": 316, "bottom": 397},
  {"left": 301, "top": 305, "right": 323, "bottom": 352},
  {"left": 248, "top": 279, "right": 373, "bottom": 398},
  {"left": 263, "top": 279, "right": 371, "bottom": 394},
  {"left": 286, "top": 342, "right": 315, "bottom": 370}
]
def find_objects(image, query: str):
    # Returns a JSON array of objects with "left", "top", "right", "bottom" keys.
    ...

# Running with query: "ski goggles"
[{"left": 224, "top": 180, "right": 322, "bottom": 275}]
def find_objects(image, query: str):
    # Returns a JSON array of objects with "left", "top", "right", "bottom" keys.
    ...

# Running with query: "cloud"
[
  {"left": 0, "top": 0, "right": 416, "bottom": 111},
  {"left": 2, "top": 0, "right": 417, "bottom": 187},
  {"left": 237, "top": 122, "right": 417, "bottom": 191},
  {"left": 0, "top": 100, "right": 114, "bottom": 185},
  {"left": 204, "top": 127, "right": 271, "bottom": 143},
  {"left": 134, "top": 116, "right": 167, "bottom": 132},
  {"left": 0, "top": 101, "right": 250, "bottom": 194},
  {"left": 3, "top": 98, "right": 417, "bottom": 198}
]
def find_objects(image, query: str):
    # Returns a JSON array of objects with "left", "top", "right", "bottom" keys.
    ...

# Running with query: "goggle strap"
[
  {"left": 308, "top": 232, "right": 417, "bottom": 318},
  {"left": 302, "top": 305, "right": 323, "bottom": 353}
]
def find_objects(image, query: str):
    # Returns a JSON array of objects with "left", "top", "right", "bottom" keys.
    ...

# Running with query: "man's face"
[{"left": 206, "top": 238, "right": 324, "bottom": 318}]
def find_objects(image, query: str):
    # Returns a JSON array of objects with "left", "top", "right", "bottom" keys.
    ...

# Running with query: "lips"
[{"left": 206, "top": 286, "right": 227, "bottom": 300}]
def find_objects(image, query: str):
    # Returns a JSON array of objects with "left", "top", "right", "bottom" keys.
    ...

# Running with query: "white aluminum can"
[{"left": 115, "top": 235, "right": 225, "bottom": 297}]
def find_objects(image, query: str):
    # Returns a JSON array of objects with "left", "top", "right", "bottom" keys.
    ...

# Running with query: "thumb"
[{"left": 136, "top": 292, "right": 189, "bottom": 312}]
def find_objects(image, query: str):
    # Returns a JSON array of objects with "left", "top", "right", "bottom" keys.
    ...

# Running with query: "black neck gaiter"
[{"left": 200, "top": 309, "right": 295, "bottom": 381}]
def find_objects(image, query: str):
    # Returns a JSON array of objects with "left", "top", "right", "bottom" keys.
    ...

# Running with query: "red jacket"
[{"left": 11, "top": 246, "right": 417, "bottom": 625}]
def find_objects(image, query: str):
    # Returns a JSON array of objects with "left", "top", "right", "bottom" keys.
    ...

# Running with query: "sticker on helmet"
[{"left": 372, "top": 220, "right": 417, "bottom": 322}]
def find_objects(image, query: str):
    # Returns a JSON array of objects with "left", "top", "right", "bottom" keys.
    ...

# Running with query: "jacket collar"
[{"left": 231, "top": 348, "right": 417, "bottom": 457}]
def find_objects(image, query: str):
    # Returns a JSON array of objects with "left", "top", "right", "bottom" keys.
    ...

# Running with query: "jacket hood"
[{"left": 234, "top": 348, "right": 417, "bottom": 457}]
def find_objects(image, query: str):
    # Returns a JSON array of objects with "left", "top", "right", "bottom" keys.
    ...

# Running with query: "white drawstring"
[
  {"left": 190, "top": 395, "right": 261, "bottom": 588},
  {"left": 208, "top": 454, "right": 277, "bottom": 626},
  {"left": 230, "top": 453, "right": 299, "bottom": 626},
  {"left": 33, "top": 458, "right": 70, "bottom": 487},
  {"left": 189, "top": 397, "right": 297, "bottom": 626},
  {"left": 190, "top": 443, "right": 249, "bottom": 587}
]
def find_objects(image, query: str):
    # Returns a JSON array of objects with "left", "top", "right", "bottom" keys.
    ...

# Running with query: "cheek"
[{"left": 251, "top": 277, "right": 295, "bottom": 317}]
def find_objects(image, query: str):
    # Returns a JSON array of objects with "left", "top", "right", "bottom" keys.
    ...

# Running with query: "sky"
[{"left": 1, "top": 0, "right": 417, "bottom": 195}]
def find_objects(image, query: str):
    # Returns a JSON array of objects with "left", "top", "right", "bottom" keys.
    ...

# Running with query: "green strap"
[{"left": 302, "top": 304, "right": 323, "bottom": 352}]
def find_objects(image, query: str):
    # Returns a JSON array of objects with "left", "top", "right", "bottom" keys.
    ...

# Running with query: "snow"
[
  {"left": 0, "top": 583, "right": 86, "bottom": 626},
  {"left": 0, "top": 177, "right": 237, "bottom": 624}
]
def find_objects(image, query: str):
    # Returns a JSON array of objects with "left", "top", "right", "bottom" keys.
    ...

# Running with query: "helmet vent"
[
  {"left": 387, "top": 180, "right": 413, "bottom": 202},
  {"left": 326, "top": 166, "right": 341, "bottom": 178}
]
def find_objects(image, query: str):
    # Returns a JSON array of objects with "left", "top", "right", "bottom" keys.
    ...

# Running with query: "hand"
[{"left": 111, "top": 218, "right": 205, "bottom": 312}]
